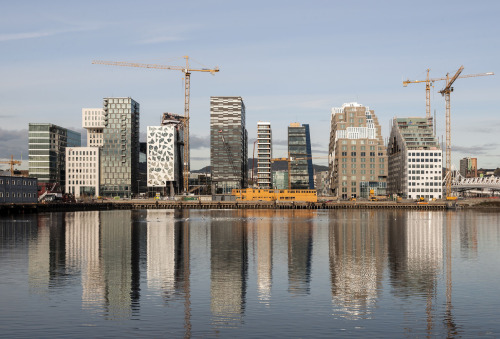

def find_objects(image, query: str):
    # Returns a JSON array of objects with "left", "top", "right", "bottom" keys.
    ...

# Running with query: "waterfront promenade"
[{"left": 1, "top": 198, "right": 499, "bottom": 214}]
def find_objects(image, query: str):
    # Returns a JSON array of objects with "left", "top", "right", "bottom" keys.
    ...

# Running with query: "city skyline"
[{"left": 1, "top": 1, "right": 499, "bottom": 170}]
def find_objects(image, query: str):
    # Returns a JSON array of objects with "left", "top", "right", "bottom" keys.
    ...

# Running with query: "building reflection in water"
[
  {"left": 459, "top": 211, "right": 478, "bottom": 259},
  {"left": 210, "top": 210, "right": 248, "bottom": 328},
  {"left": 288, "top": 210, "right": 315, "bottom": 295},
  {"left": 246, "top": 210, "right": 274, "bottom": 304},
  {"left": 29, "top": 213, "right": 66, "bottom": 294},
  {"left": 328, "top": 210, "right": 387, "bottom": 320}
]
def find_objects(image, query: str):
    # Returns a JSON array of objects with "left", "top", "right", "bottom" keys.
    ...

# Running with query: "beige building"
[{"left": 328, "top": 102, "right": 387, "bottom": 199}]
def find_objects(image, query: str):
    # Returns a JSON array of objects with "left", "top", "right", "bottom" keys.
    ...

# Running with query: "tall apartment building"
[
  {"left": 100, "top": 97, "right": 140, "bottom": 198},
  {"left": 82, "top": 108, "right": 104, "bottom": 146},
  {"left": 328, "top": 102, "right": 387, "bottom": 199},
  {"left": 257, "top": 122, "right": 272, "bottom": 188},
  {"left": 387, "top": 117, "right": 442, "bottom": 199},
  {"left": 146, "top": 113, "right": 185, "bottom": 196},
  {"left": 28, "top": 123, "right": 81, "bottom": 190},
  {"left": 210, "top": 96, "right": 248, "bottom": 194},
  {"left": 288, "top": 123, "right": 314, "bottom": 189},
  {"left": 459, "top": 157, "right": 477, "bottom": 178}
]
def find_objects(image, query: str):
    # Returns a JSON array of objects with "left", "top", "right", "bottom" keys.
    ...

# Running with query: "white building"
[
  {"left": 387, "top": 117, "right": 442, "bottom": 200},
  {"left": 66, "top": 147, "right": 100, "bottom": 198},
  {"left": 257, "top": 121, "right": 272, "bottom": 188},
  {"left": 82, "top": 108, "right": 104, "bottom": 146},
  {"left": 65, "top": 108, "right": 104, "bottom": 198}
]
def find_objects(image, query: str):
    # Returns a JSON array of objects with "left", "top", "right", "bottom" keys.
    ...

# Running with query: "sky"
[{"left": 1, "top": 0, "right": 499, "bottom": 171}]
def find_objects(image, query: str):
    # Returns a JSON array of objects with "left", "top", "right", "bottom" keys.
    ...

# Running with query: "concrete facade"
[
  {"left": 328, "top": 103, "right": 387, "bottom": 199},
  {"left": 459, "top": 157, "right": 477, "bottom": 178},
  {"left": 82, "top": 108, "right": 104, "bottom": 146},
  {"left": 387, "top": 117, "right": 443, "bottom": 199},
  {"left": 66, "top": 147, "right": 100, "bottom": 198}
]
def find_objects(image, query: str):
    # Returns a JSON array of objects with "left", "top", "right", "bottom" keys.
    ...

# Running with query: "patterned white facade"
[{"left": 147, "top": 126, "right": 177, "bottom": 187}]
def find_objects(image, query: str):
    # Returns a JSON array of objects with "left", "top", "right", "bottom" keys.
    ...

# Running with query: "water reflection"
[
  {"left": 2, "top": 209, "right": 500, "bottom": 337},
  {"left": 329, "top": 210, "right": 387, "bottom": 319}
]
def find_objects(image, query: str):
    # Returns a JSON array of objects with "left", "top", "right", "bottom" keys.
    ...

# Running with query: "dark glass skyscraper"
[
  {"left": 210, "top": 96, "right": 248, "bottom": 194},
  {"left": 288, "top": 123, "right": 314, "bottom": 189},
  {"left": 100, "top": 97, "right": 140, "bottom": 198}
]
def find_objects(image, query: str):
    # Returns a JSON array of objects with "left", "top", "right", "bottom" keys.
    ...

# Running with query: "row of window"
[
  {"left": 0, "top": 179, "right": 35, "bottom": 186},
  {"left": 409, "top": 188, "right": 441, "bottom": 193},
  {"left": 0, "top": 192, "right": 35, "bottom": 198},
  {"left": 409, "top": 152, "right": 441, "bottom": 157},
  {"left": 408, "top": 181, "right": 441, "bottom": 186}
]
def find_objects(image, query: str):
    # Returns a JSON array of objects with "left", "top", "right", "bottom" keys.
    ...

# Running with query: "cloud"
[
  {"left": 0, "top": 25, "right": 98, "bottom": 42},
  {"left": 0, "top": 128, "right": 28, "bottom": 160},
  {"left": 453, "top": 143, "right": 500, "bottom": 155},
  {"left": 190, "top": 135, "right": 210, "bottom": 149}
]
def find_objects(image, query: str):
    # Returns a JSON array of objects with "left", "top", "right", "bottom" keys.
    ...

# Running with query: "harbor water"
[{"left": 0, "top": 209, "right": 499, "bottom": 338}]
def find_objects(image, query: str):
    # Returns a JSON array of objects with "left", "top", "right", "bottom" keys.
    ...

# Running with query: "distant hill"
[{"left": 192, "top": 159, "right": 329, "bottom": 173}]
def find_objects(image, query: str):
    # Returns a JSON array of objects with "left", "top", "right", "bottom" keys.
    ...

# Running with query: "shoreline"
[{"left": 1, "top": 199, "right": 500, "bottom": 214}]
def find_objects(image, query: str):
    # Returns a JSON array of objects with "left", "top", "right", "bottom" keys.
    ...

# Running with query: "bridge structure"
[{"left": 446, "top": 168, "right": 500, "bottom": 195}]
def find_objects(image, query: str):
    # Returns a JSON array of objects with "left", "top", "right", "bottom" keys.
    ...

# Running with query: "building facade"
[
  {"left": 387, "top": 117, "right": 443, "bottom": 199},
  {"left": 66, "top": 147, "right": 100, "bottom": 198},
  {"left": 328, "top": 102, "right": 387, "bottom": 199},
  {"left": 100, "top": 97, "right": 140, "bottom": 198},
  {"left": 28, "top": 123, "right": 81, "bottom": 191},
  {"left": 82, "top": 108, "right": 105, "bottom": 146},
  {"left": 0, "top": 175, "right": 38, "bottom": 203},
  {"left": 459, "top": 157, "right": 477, "bottom": 178},
  {"left": 147, "top": 113, "right": 184, "bottom": 196},
  {"left": 272, "top": 171, "right": 289, "bottom": 190},
  {"left": 288, "top": 123, "right": 314, "bottom": 189},
  {"left": 257, "top": 122, "right": 272, "bottom": 188},
  {"left": 210, "top": 96, "right": 248, "bottom": 194}
]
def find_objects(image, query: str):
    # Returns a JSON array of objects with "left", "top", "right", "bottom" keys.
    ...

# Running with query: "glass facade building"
[
  {"left": 210, "top": 96, "right": 248, "bottom": 194},
  {"left": 100, "top": 97, "right": 140, "bottom": 198},
  {"left": 288, "top": 123, "right": 314, "bottom": 189},
  {"left": 28, "top": 123, "right": 81, "bottom": 190}
]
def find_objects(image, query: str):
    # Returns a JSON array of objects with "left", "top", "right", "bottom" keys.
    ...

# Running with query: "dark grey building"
[
  {"left": 210, "top": 96, "right": 248, "bottom": 194},
  {"left": 28, "top": 123, "right": 81, "bottom": 191},
  {"left": 0, "top": 176, "right": 38, "bottom": 203},
  {"left": 100, "top": 97, "right": 140, "bottom": 198},
  {"left": 288, "top": 123, "right": 314, "bottom": 189}
]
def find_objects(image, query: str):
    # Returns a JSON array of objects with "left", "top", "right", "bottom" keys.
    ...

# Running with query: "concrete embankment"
[{"left": 1, "top": 199, "right": 499, "bottom": 214}]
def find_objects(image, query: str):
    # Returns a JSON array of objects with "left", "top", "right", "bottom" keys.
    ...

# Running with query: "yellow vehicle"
[
  {"left": 349, "top": 196, "right": 357, "bottom": 201},
  {"left": 232, "top": 188, "right": 317, "bottom": 202},
  {"left": 446, "top": 196, "right": 458, "bottom": 201}
]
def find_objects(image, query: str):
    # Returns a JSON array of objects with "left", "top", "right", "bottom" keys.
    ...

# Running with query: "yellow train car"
[{"left": 232, "top": 188, "right": 317, "bottom": 202}]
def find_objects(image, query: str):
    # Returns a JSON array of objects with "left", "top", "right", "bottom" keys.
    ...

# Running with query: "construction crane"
[
  {"left": 0, "top": 155, "right": 21, "bottom": 176},
  {"left": 403, "top": 68, "right": 494, "bottom": 119},
  {"left": 271, "top": 154, "right": 328, "bottom": 189},
  {"left": 93, "top": 56, "right": 219, "bottom": 192}
]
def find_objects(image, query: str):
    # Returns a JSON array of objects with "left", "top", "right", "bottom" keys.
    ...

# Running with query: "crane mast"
[{"left": 93, "top": 56, "right": 219, "bottom": 193}]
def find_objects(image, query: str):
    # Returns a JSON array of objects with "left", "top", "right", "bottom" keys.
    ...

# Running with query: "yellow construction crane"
[
  {"left": 93, "top": 56, "right": 219, "bottom": 192},
  {"left": 403, "top": 68, "right": 494, "bottom": 119},
  {"left": 0, "top": 155, "right": 21, "bottom": 176}
]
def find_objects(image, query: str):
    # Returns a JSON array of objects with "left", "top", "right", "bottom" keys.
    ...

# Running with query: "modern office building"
[
  {"left": 387, "top": 117, "right": 442, "bottom": 199},
  {"left": 0, "top": 175, "right": 38, "bottom": 203},
  {"left": 100, "top": 97, "right": 140, "bottom": 198},
  {"left": 28, "top": 123, "right": 81, "bottom": 191},
  {"left": 210, "top": 96, "right": 248, "bottom": 194},
  {"left": 288, "top": 123, "right": 314, "bottom": 189},
  {"left": 315, "top": 171, "right": 330, "bottom": 197},
  {"left": 66, "top": 147, "right": 100, "bottom": 198},
  {"left": 257, "top": 122, "right": 272, "bottom": 188},
  {"left": 328, "top": 102, "right": 387, "bottom": 199},
  {"left": 459, "top": 157, "right": 477, "bottom": 178},
  {"left": 272, "top": 171, "right": 289, "bottom": 190},
  {"left": 147, "top": 113, "right": 184, "bottom": 196}
]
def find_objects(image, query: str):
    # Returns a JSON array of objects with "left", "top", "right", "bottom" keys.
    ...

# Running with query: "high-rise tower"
[
  {"left": 328, "top": 102, "right": 387, "bottom": 199},
  {"left": 288, "top": 123, "right": 314, "bottom": 189},
  {"left": 210, "top": 96, "right": 248, "bottom": 194},
  {"left": 257, "top": 122, "right": 272, "bottom": 189}
]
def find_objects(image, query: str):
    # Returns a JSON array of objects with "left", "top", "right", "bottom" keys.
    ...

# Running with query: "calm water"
[{"left": 1, "top": 209, "right": 499, "bottom": 338}]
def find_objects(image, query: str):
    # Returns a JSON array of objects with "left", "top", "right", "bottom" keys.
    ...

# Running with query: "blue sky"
[{"left": 1, "top": 0, "right": 499, "bottom": 170}]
